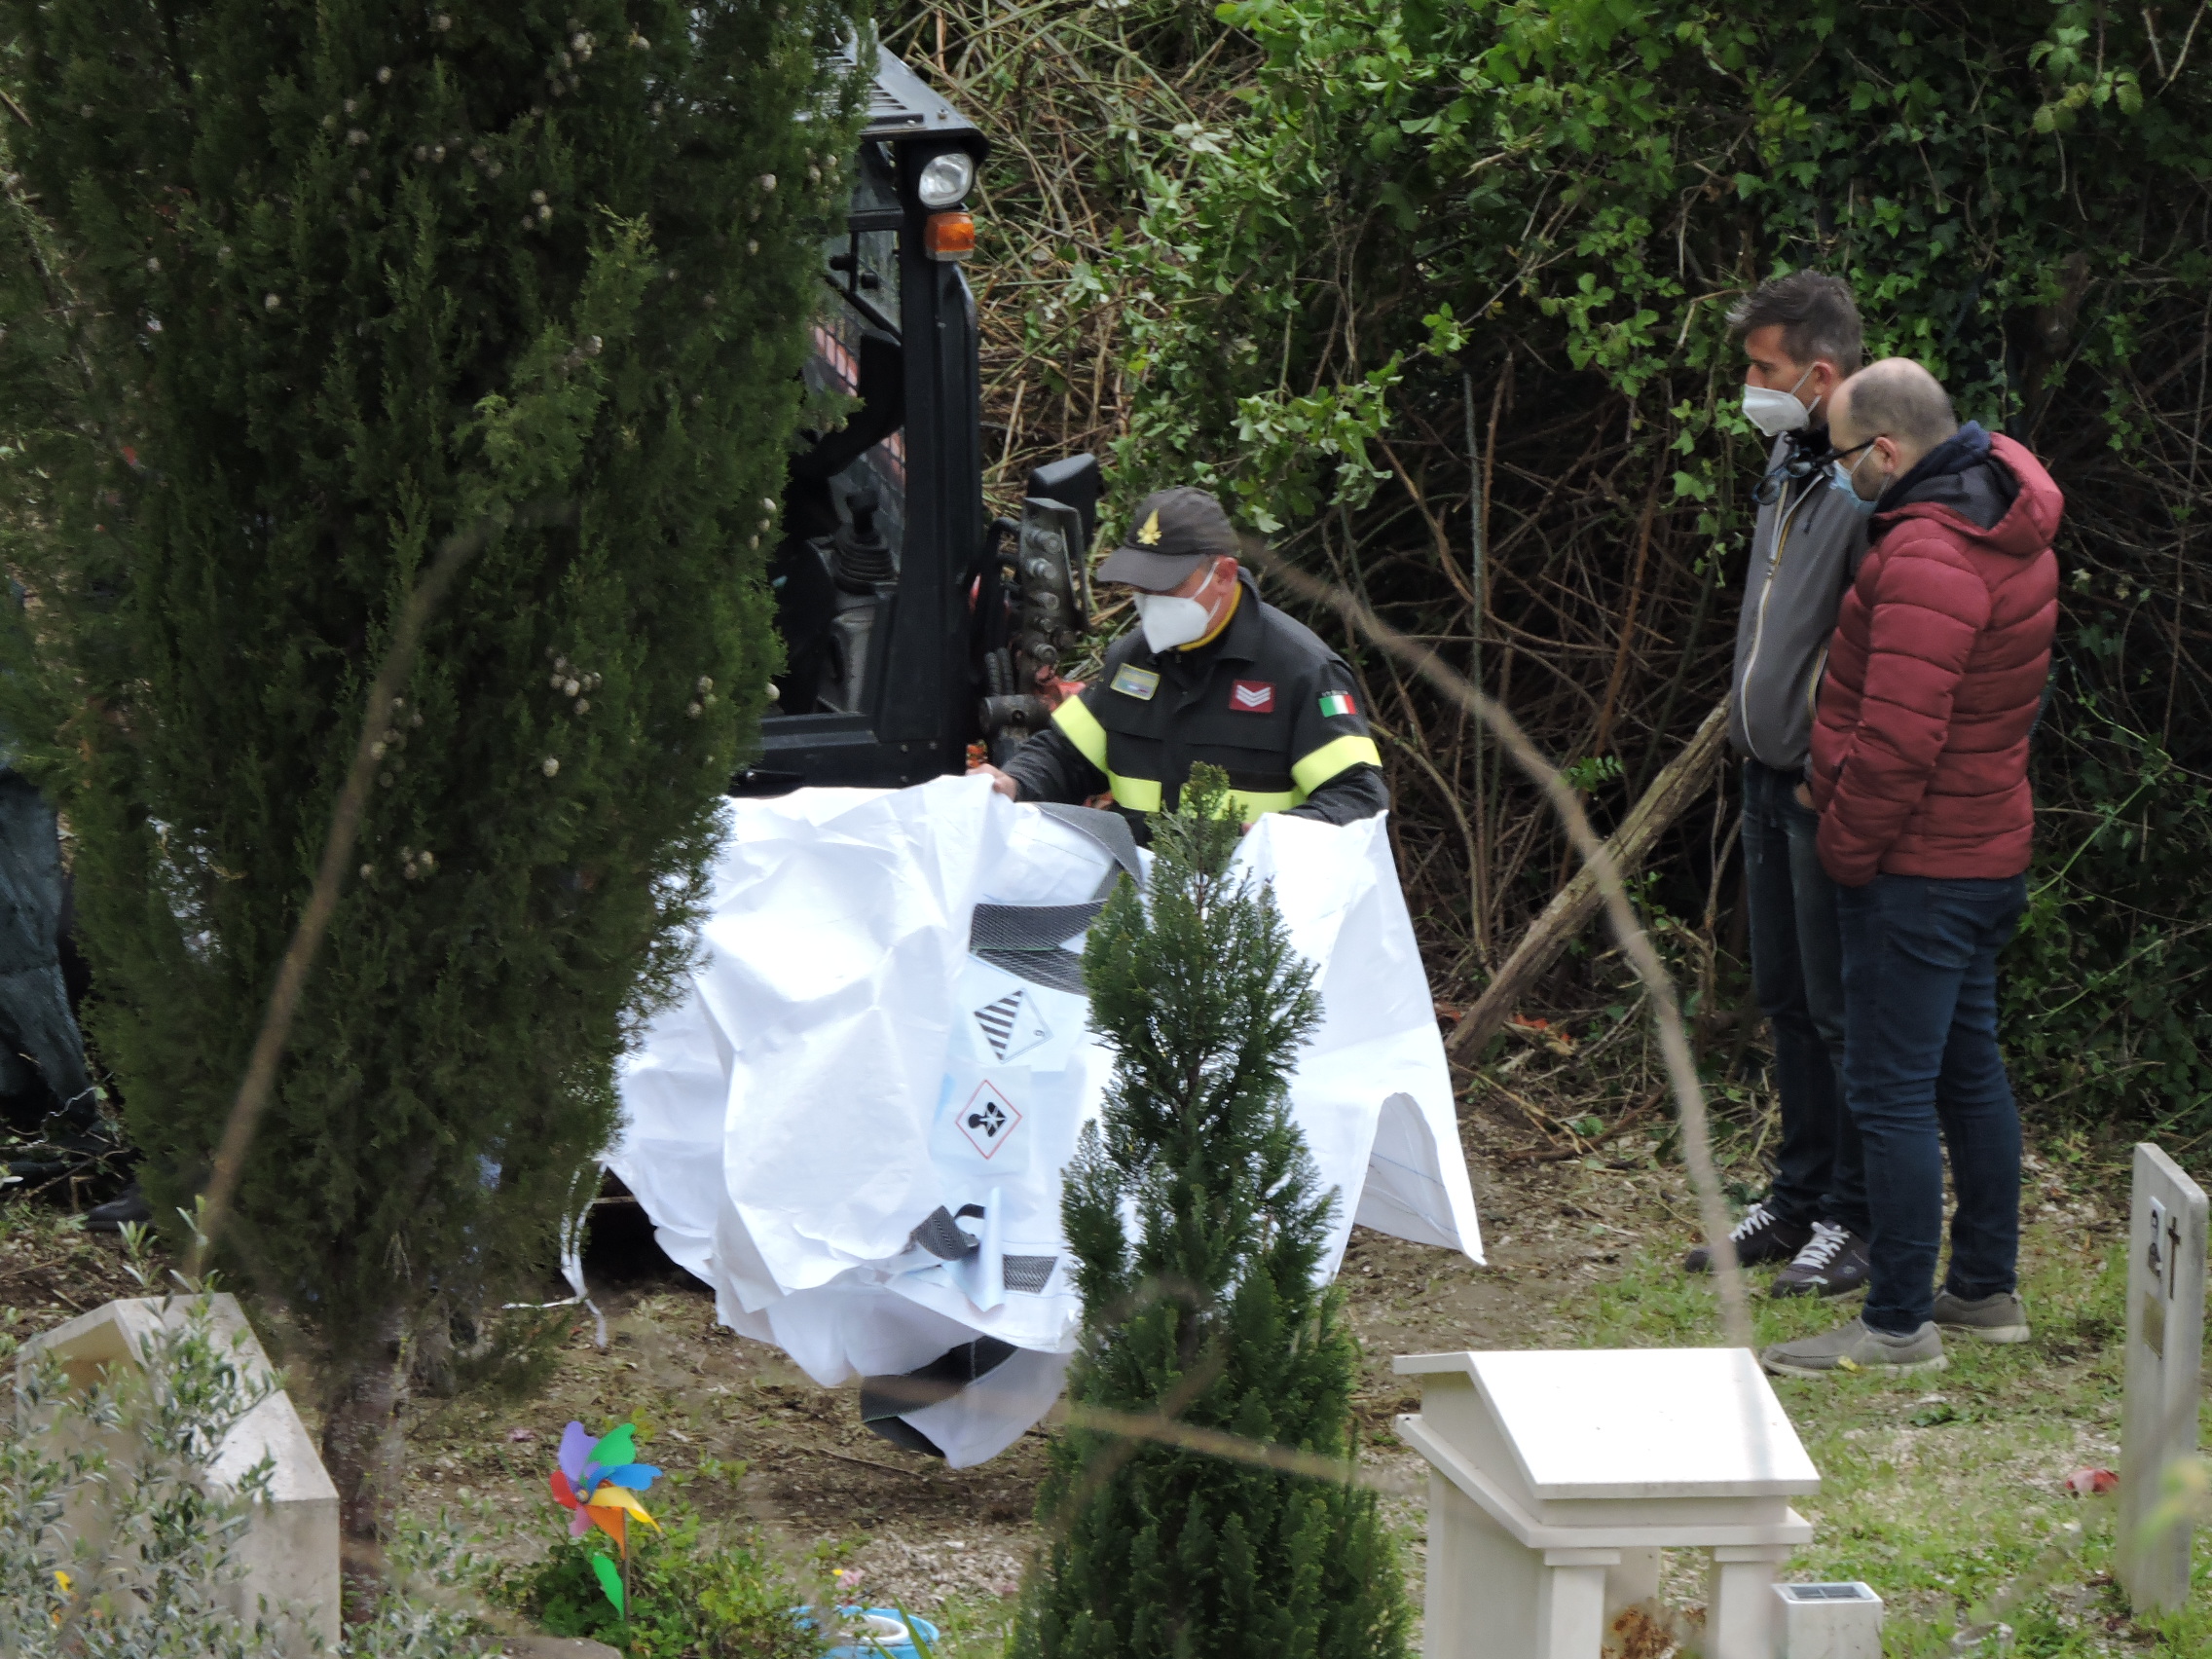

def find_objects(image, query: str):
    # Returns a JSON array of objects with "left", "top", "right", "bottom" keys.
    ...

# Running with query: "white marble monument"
[
  {"left": 2116, "top": 1143, "right": 2207, "bottom": 1616},
  {"left": 1395, "top": 1346, "right": 1821, "bottom": 1659},
  {"left": 19, "top": 1293, "right": 341, "bottom": 1652}
]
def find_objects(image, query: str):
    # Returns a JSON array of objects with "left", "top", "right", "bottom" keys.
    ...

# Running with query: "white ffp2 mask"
[
  {"left": 1741, "top": 363, "right": 1817, "bottom": 437},
  {"left": 1133, "top": 590, "right": 1215, "bottom": 653}
]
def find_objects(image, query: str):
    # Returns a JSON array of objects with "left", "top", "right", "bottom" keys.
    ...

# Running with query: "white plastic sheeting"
[{"left": 610, "top": 776, "right": 1481, "bottom": 1465}]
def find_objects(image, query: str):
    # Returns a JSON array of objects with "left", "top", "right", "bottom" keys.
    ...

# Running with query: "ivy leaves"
[
  {"left": 1117, "top": 1, "right": 2212, "bottom": 535},
  {"left": 1084, "top": 0, "right": 2212, "bottom": 1129}
]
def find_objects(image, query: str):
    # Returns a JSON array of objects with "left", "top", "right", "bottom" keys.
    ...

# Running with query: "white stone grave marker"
[
  {"left": 1395, "top": 1347, "right": 1820, "bottom": 1659},
  {"left": 18, "top": 1293, "right": 340, "bottom": 1652},
  {"left": 2117, "top": 1143, "right": 2206, "bottom": 1615}
]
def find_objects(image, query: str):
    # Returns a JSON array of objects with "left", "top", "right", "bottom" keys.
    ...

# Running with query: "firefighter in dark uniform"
[{"left": 971, "top": 487, "right": 1387, "bottom": 839}]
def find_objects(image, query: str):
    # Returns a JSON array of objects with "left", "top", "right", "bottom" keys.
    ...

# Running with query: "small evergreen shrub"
[
  {"left": 1014, "top": 765, "right": 1411, "bottom": 1659},
  {"left": 0, "top": 0, "right": 862, "bottom": 1541}
]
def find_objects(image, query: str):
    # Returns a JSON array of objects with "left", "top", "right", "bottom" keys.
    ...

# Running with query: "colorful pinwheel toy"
[{"left": 548, "top": 1420, "right": 662, "bottom": 1616}]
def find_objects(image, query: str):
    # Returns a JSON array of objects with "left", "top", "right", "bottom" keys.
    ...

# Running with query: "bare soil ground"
[
  {"left": 0, "top": 1099, "right": 1641, "bottom": 1617},
  {"left": 6, "top": 1094, "right": 2195, "bottom": 1654},
  {"left": 381, "top": 1095, "right": 1649, "bottom": 1617}
]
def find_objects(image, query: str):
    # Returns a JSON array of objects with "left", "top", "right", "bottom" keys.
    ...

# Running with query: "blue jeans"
[
  {"left": 1741, "top": 761, "right": 1862, "bottom": 1230},
  {"left": 1834, "top": 873, "right": 2027, "bottom": 1335}
]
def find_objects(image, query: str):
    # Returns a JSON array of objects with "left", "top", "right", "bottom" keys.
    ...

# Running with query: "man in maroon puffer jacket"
[{"left": 1761, "top": 358, "right": 2060, "bottom": 1380}]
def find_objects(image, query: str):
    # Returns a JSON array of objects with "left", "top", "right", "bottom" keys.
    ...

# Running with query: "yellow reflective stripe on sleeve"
[
  {"left": 1051, "top": 695, "right": 1110, "bottom": 771},
  {"left": 1227, "top": 789, "right": 1298, "bottom": 821},
  {"left": 1291, "top": 734, "right": 1382, "bottom": 796},
  {"left": 1106, "top": 772, "right": 1162, "bottom": 812},
  {"left": 1088, "top": 775, "right": 1291, "bottom": 820}
]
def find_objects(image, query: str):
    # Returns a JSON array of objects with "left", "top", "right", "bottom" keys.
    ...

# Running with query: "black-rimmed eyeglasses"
[{"left": 1751, "top": 436, "right": 1872, "bottom": 506}]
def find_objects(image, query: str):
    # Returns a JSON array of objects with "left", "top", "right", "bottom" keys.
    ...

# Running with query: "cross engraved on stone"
[{"left": 2167, "top": 1214, "right": 2182, "bottom": 1298}]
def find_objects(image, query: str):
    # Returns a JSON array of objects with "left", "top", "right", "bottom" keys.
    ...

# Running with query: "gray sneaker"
[
  {"left": 1931, "top": 1288, "right": 2030, "bottom": 1344},
  {"left": 1760, "top": 1316, "right": 1947, "bottom": 1378}
]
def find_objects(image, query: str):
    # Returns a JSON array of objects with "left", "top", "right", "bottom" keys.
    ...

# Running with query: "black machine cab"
[{"left": 743, "top": 46, "right": 1097, "bottom": 795}]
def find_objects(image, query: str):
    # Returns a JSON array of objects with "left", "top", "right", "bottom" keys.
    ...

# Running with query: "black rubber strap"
[
  {"left": 907, "top": 1203, "right": 985, "bottom": 1261},
  {"left": 969, "top": 901, "right": 1104, "bottom": 952},
  {"left": 1003, "top": 1254, "right": 1058, "bottom": 1294}
]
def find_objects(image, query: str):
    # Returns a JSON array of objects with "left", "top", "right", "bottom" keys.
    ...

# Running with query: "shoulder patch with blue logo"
[{"left": 1110, "top": 663, "right": 1161, "bottom": 701}]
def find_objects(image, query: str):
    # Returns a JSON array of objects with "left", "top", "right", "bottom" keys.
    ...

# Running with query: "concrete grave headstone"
[
  {"left": 18, "top": 1293, "right": 340, "bottom": 1653},
  {"left": 2116, "top": 1143, "right": 2207, "bottom": 1616},
  {"left": 1395, "top": 1347, "right": 1822, "bottom": 1659}
]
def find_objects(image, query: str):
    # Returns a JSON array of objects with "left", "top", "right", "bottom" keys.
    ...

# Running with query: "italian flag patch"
[{"left": 1318, "top": 690, "right": 1356, "bottom": 719}]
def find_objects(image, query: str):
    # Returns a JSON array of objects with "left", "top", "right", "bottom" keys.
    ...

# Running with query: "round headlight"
[{"left": 916, "top": 150, "right": 976, "bottom": 209}]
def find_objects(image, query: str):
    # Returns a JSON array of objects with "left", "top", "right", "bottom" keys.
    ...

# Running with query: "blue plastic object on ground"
[{"left": 797, "top": 1604, "right": 940, "bottom": 1658}]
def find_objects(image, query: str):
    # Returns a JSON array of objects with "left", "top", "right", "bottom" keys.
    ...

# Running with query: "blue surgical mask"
[
  {"left": 1828, "top": 447, "right": 1883, "bottom": 517},
  {"left": 1829, "top": 462, "right": 1879, "bottom": 517}
]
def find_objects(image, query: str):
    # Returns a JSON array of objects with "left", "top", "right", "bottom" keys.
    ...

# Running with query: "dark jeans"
[
  {"left": 0, "top": 770, "right": 93, "bottom": 1118},
  {"left": 1741, "top": 759, "right": 1862, "bottom": 1230},
  {"left": 1833, "top": 873, "right": 2027, "bottom": 1335}
]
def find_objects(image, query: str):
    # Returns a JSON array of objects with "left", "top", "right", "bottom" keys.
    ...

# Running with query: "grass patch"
[
  {"left": 915, "top": 1591, "right": 1020, "bottom": 1659},
  {"left": 1568, "top": 1214, "right": 2208, "bottom": 1653}
]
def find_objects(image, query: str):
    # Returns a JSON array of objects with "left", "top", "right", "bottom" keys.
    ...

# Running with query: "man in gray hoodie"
[{"left": 1685, "top": 271, "right": 1871, "bottom": 1296}]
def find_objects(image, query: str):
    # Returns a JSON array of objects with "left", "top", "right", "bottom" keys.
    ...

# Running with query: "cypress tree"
[
  {"left": 0, "top": 2, "right": 858, "bottom": 1544},
  {"left": 1016, "top": 765, "right": 1412, "bottom": 1659}
]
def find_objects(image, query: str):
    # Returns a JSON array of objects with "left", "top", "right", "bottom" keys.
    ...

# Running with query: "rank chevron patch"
[{"left": 1230, "top": 680, "right": 1275, "bottom": 713}]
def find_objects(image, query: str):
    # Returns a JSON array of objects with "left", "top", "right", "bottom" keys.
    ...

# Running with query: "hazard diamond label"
[
  {"left": 957, "top": 1080, "right": 1024, "bottom": 1160},
  {"left": 973, "top": 986, "right": 1051, "bottom": 1062}
]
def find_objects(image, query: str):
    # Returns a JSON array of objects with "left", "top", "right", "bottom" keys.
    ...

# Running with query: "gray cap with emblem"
[{"left": 1094, "top": 486, "right": 1238, "bottom": 591}]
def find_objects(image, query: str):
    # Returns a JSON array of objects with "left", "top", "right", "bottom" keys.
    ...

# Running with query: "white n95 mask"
[
  {"left": 1741, "top": 363, "right": 1816, "bottom": 437},
  {"left": 1134, "top": 590, "right": 1214, "bottom": 653}
]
